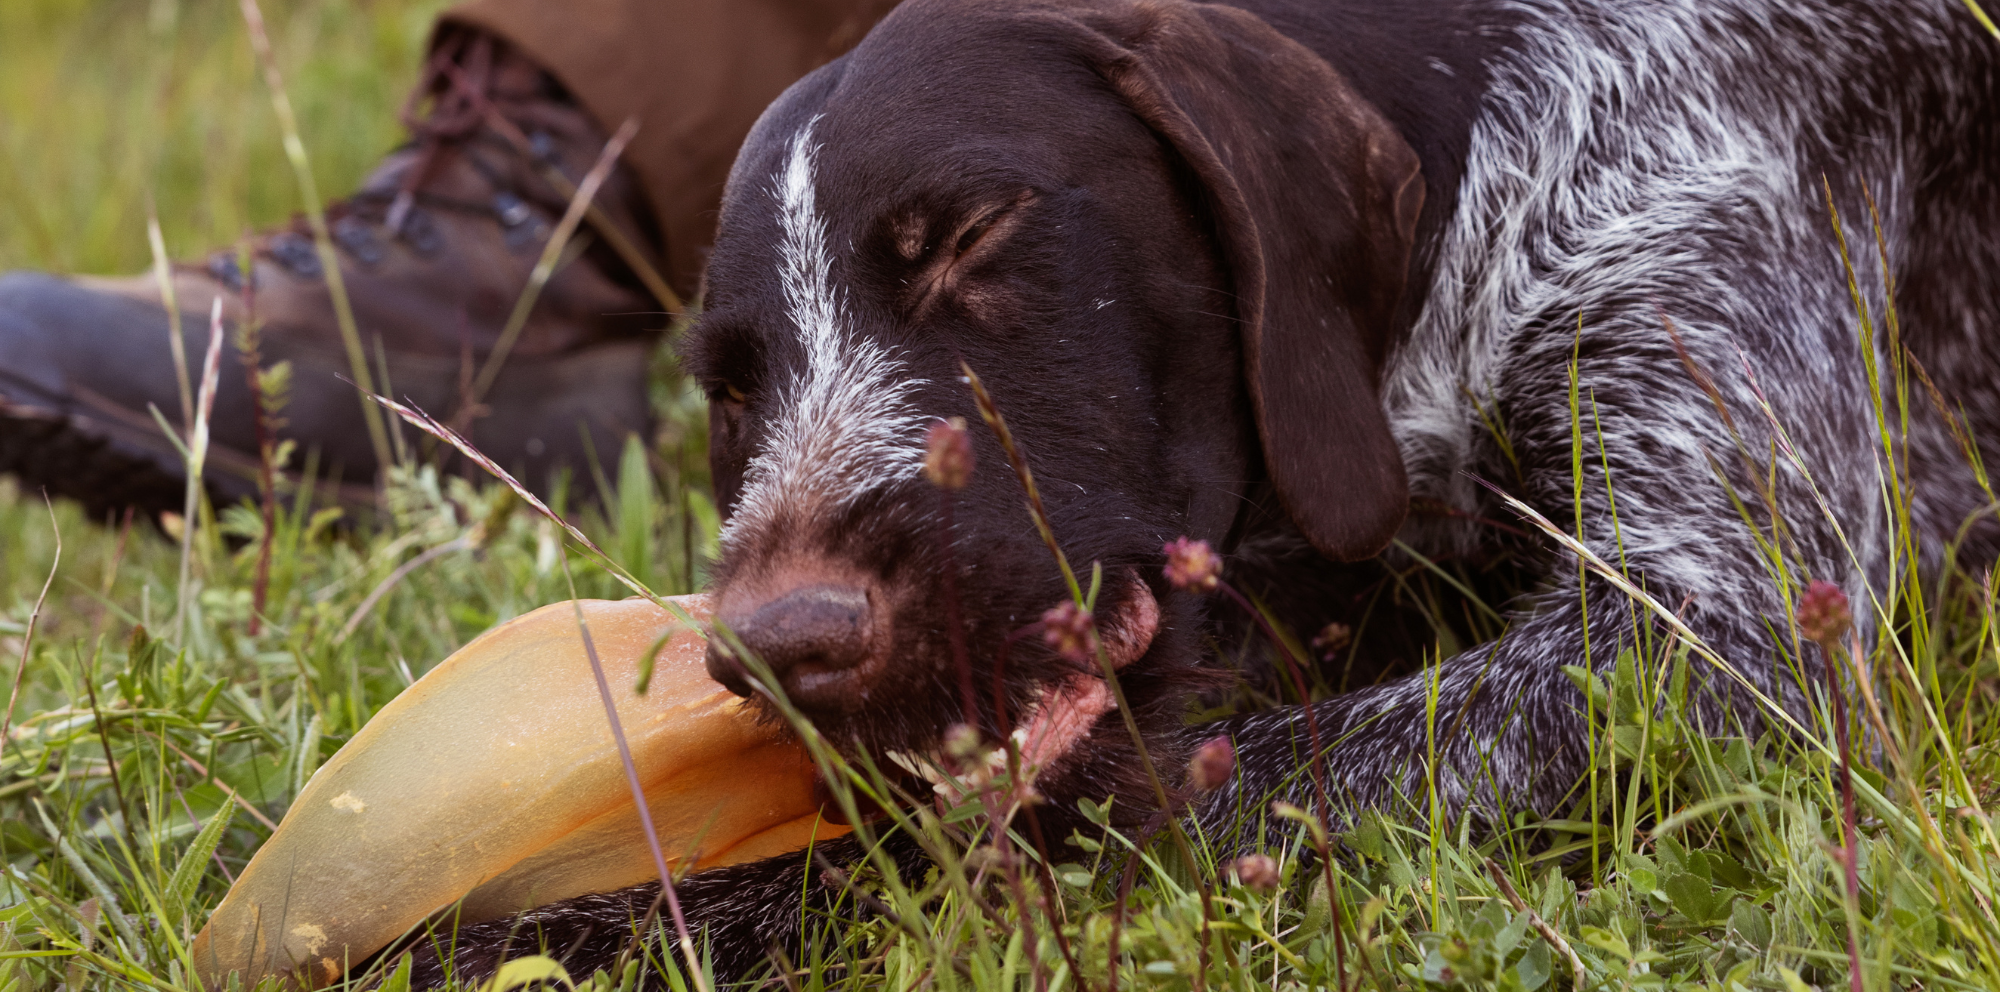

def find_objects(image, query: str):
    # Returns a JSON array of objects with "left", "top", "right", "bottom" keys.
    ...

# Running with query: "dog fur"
[{"left": 408, "top": 0, "right": 2000, "bottom": 983}]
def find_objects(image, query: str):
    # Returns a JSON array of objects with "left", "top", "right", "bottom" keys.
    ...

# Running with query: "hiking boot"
[{"left": 0, "top": 27, "right": 674, "bottom": 521}]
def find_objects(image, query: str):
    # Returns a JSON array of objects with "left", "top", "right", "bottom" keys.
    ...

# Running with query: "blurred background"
[
  {"left": 0, "top": 0, "right": 715, "bottom": 717},
  {"left": 0, "top": 0, "right": 449, "bottom": 277}
]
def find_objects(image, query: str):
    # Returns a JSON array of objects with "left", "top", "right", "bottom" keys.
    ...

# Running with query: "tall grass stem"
[
  {"left": 1, "top": 495, "right": 59, "bottom": 761},
  {"left": 470, "top": 117, "right": 640, "bottom": 403},
  {"left": 235, "top": 0, "right": 393, "bottom": 473},
  {"left": 172, "top": 301, "right": 224, "bottom": 642},
  {"left": 559, "top": 551, "right": 710, "bottom": 992},
  {"left": 144, "top": 213, "right": 193, "bottom": 431}
]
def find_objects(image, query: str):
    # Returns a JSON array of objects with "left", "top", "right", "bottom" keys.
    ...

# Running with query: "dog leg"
[
  {"left": 1193, "top": 576, "right": 1832, "bottom": 840},
  {"left": 1211, "top": 279, "right": 1899, "bottom": 838}
]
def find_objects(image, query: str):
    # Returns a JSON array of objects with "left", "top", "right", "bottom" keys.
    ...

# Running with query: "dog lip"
[
  {"left": 782, "top": 661, "right": 882, "bottom": 707},
  {"left": 1099, "top": 570, "right": 1160, "bottom": 670}
]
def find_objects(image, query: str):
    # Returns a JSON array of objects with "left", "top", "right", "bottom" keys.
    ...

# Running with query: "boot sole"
[{"left": 0, "top": 395, "right": 192, "bottom": 521}]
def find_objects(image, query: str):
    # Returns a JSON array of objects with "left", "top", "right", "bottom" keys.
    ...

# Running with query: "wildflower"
[
  {"left": 1188, "top": 735, "right": 1235, "bottom": 792},
  {"left": 1227, "top": 853, "right": 1281, "bottom": 893},
  {"left": 1041, "top": 601, "right": 1097, "bottom": 666},
  {"left": 1798, "top": 579, "right": 1852, "bottom": 647},
  {"left": 944, "top": 722, "right": 982, "bottom": 761},
  {"left": 1311, "top": 621, "right": 1353, "bottom": 659},
  {"left": 941, "top": 722, "right": 1008, "bottom": 794},
  {"left": 923, "top": 417, "right": 974, "bottom": 490},
  {"left": 1162, "top": 535, "right": 1221, "bottom": 592}
]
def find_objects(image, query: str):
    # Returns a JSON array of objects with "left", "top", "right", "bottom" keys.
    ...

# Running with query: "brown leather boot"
[{"left": 0, "top": 28, "right": 672, "bottom": 520}]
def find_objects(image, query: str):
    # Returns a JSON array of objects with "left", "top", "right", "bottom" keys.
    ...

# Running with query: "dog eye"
[
  {"left": 954, "top": 214, "right": 998, "bottom": 257},
  {"left": 710, "top": 381, "right": 748, "bottom": 404}
]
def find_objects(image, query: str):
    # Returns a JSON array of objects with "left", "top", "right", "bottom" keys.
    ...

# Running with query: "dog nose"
[{"left": 705, "top": 584, "right": 872, "bottom": 698}]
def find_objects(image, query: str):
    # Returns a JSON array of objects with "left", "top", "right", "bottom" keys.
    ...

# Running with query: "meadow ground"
[{"left": 5, "top": 1, "right": 2000, "bottom": 990}]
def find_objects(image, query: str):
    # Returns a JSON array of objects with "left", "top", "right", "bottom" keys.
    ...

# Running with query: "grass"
[{"left": 5, "top": 2, "right": 2000, "bottom": 991}]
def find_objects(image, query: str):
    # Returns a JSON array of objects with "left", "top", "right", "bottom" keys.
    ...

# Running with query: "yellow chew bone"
[{"left": 190, "top": 595, "right": 845, "bottom": 989}]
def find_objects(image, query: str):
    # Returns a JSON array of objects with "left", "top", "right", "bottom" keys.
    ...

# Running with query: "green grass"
[
  {"left": 6, "top": 2, "right": 2000, "bottom": 991},
  {"left": 0, "top": 0, "right": 449, "bottom": 278}
]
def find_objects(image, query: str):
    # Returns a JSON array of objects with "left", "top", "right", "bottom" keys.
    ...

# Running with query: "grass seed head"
[
  {"left": 1312, "top": 621, "right": 1353, "bottom": 659},
  {"left": 923, "top": 416, "right": 974, "bottom": 490}
]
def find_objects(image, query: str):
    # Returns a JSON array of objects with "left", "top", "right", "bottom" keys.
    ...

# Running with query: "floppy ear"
[{"left": 1067, "top": 0, "right": 1423, "bottom": 561}]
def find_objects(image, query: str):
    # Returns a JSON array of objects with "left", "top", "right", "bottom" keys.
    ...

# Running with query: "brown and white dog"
[{"left": 414, "top": 0, "right": 2000, "bottom": 981}]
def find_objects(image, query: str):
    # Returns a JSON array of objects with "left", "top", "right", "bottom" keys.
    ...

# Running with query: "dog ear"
[{"left": 1070, "top": 1, "right": 1422, "bottom": 561}]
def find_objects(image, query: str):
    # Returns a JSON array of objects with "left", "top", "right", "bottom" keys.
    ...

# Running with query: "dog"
[{"left": 409, "top": 0, "right": 2000, "bottom": 981}]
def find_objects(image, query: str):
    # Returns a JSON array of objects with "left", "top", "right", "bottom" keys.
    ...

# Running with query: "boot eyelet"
[
  {"left": 493, "top": 192, "right": 534, "bottom": 228},
  {"left": 333, "top": 216, "right": 387, "bottom": 266},
  {"left": 399, "top": 209, "right": 446, "bottom": 257},
  {"left": 269, "top": 233, "right": 323, "bottom": 278},
  {"left": 528, "top": 130, "right": 556, "bottom": 163},
  {"left": 205, "top": 252, "right": 252, "bottom": 292},
  {"left": 505, "top": 220, "right": 546, "bottom": 252}
]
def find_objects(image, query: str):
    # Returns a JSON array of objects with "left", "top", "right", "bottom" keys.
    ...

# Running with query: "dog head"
[{"left": 682, "top": 0, "right": 1422, "bottom": 767}]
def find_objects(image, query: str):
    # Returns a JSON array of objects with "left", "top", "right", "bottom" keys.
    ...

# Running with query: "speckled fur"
[
  {"left": 407, "top": 0, "right": 1999, "bottom": 985},
  {"left": 1207, "top": 0, "right": 2000, "bottom": 834}
]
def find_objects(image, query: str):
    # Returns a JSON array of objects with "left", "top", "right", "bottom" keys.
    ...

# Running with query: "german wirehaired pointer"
[{"left": 414, "top": 0, "right": 2000, "bottom": 981}]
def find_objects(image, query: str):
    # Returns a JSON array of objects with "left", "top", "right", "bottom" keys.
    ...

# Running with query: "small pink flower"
[
  {"left": 943, "top": 722, "right": 982, "bottom": 761},
  {"left": 1227, "top": 853, "right": 1281, "bottom": 892},
  {"left": 1311, "top": 622, "right": 1353, "bottom": 659},
  {"left": 1162, "top": 536, "right": 1221, "bottom": 592},
  {"left": 923, "top": 417, "right": 974, "bottom": 490},
  {"left": 1041, "top": 601, "right": 1098, "bottom": 666},
  {"left": 1798, "top": 579, "right": 1852, "bottom": 647},
  {"left": 1188, "top": 735, "right": 1235, "bottom": 792}
]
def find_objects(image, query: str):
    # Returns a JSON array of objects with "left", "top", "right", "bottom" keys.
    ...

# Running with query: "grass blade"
[
  {"left": 235, "top": 0, "right": 393, "bottom": 474},
  {"left": 164, "top": 803, "right": 232, "bottom": 930}
]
